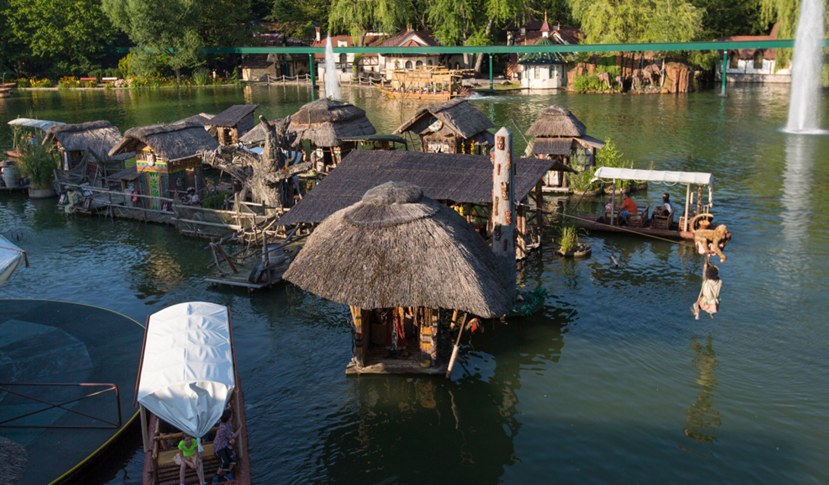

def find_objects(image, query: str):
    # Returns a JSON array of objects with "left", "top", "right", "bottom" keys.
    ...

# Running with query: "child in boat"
[
  {"left": 692, "top": 261, "right": 722, "bottom": 320},
  {"left": 213, "top": 409, "right": 240, "bottom": 483},
  {"left": 176, "top": 435, "right": 205, "bottom": 485}
]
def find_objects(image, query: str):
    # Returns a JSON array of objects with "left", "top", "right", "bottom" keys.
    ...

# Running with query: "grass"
[{"left": 557, "top": 222, "right": 583, "bottom": 253}]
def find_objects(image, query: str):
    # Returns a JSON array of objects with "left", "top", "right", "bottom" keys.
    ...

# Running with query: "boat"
[
  {"left": 0, "top": 82, "right": 15, "bottom": 98},
  {"left": 574, "top": 167, "right": 715, "bottom": 239},
  {"left": 0, "top": 234, "right": 27, "bottom": 285},
  {"left": 377, "top": 67, "right": 466, "bottom": 100},
  {"left": 135, "top": 302, "right": 251, "bottom": 485}
]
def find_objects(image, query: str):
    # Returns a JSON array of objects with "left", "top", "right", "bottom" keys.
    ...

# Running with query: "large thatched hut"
[
  {"left": 109, "top": 119, "right": 218, "bottom": 210},
  {"left": 208, "top": 104, "right": 259, "bottom": 145},
  {"left": 394, "top": 98, "right": 494, "bottom": 154},
  {"left": 288, "top": 99, "right": 376, "bottom": 171},
  {"left": 43, "top": 121, "right": 133, "bottom": 182},
  {"left": 284, "top": 182, "right": 512, "bottom": 374},
  {"left": 525, "top": 106, "right": 605, "bottom": 192}
]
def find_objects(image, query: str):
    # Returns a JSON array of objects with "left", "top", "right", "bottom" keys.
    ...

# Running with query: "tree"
[
  {"left": 198, "top": 0, "right": 255, "bottom": 47},
  {"left": 328, "top": 0, "right": 409, "bottom": 46},
  {"left": 692, "top": 0, "right": 768, "bottom": 38},
  {"left": 5, "top": 0, "right": 119, "bottom": 77},
  {"left": 103, "top": 0, "right": 204, "bottom": 82}
]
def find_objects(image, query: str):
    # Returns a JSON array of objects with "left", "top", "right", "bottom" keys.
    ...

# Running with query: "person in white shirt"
[{"left": 660, "top": 193, "right": 673, "bottom": 217}]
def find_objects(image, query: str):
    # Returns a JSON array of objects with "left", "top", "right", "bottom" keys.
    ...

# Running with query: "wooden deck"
[{"left": 575, "top": 213, "right": 694, "bottom": 239}]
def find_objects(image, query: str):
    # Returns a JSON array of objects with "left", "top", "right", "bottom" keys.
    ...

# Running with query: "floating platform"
[
  {"left": 0, "top": 184, "right": 29, "bottom": 194},
  {"left": 575, "top": 214, "right": 693, "bottom": 240},
  {"left": 0, "top": 299, "right": 144, "bottom": 485}
]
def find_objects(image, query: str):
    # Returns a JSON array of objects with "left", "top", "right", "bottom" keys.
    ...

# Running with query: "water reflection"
[
  {"left": 681, "top": 334, "right": 721, "bottom": 457},
  {"left": 781, "top": 134, "right": 815, "bottom": 249}
]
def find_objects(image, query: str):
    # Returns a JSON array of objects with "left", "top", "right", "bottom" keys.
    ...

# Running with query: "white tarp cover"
[
  {"left": 593, "top": 167, "right": 713, "bottom": 186},
  {"left": 7, "top": 118, "right": 65, "bottom": 131},
  {"left": 138, "top": 302, "right": 235, "bottom": 441},
  {"left": 0, "top": 236, "right": 26, "bottom": 286}
]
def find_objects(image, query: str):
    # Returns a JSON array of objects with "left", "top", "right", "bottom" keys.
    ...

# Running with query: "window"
[
  {"left": 753, "top": 51, "right": 764, "bottom": 70},
  {"left": 339, "top": 53, "right": 347, "bottom": 64},
  {"left": 405, "top": 61, "right": 413, "bottom": 69},
  {"left": 427, "top": 60, "right": 433, "bottom": 66},
  {"left": 534, "top": 67, "right": 540, "bottom": 79},
  {"left": 729, "top": 54, "right": 739, "bottom": 69},
  {"left": 416, "top": 61, "right": 423, "bottom": 68}
]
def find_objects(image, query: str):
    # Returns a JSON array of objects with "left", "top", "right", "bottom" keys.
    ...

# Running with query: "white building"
[{"left": 716, "top": 24, "right": 792, "bottom": 84}]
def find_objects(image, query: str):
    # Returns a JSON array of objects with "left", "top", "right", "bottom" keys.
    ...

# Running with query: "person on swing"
[{"left": 693, "top": 260, "right": 722, "bottom": 320}]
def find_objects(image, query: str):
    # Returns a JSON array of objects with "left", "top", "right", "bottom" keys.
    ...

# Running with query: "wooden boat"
[
  {"left": 0, "top": 82, "right": 15, "bottom": 97},
  {"left": 377, "top": 67, "right": 465, "bottom": 100},
  {"left": 135, "top": 302, "right": 251, "bottom": 485},
  {"left": 574, "top": 167, "right": 715, "bottom": 240}
]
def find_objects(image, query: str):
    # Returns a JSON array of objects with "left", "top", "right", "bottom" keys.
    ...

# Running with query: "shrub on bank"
[{"left": 573, "top": 74, "right": 600, "bottom": 92}]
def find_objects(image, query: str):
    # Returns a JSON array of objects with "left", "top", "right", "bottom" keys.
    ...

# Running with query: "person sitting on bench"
[
  {"left": 659, "top": 193, "right": 674, "bottom": 217},
  {"left": 176, "top": 435, "right": 205, "bottom": 485},
  {"left": 619, "top": 191, "right": 637, "bottom": 225}
]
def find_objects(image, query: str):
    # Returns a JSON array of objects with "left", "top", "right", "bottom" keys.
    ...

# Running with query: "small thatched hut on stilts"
[
  {"left": 283, "top": 181, "right": 513, "bottom": 375},
  {"left": 44, "top": 121, "right": 134, "bottom": 186},
  {"left": 208, "top": 104, "right": 259, "bottom": 145},
  {"left": 288, "top": 99, "right": 376, "bottom": 172},
  {"left": 393, "top": 98, "right": 494, "bottom": 154},
  {"left": 525, "top": 106, "right": 605, "bottom": 192}
]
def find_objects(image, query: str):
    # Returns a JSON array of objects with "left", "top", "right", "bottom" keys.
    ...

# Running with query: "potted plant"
[
  {"left": 553, "top": 220, "right": 591, "bottom": 258},
  {"left": 17, "top": 141, "right": 58, "bottom": 198}
]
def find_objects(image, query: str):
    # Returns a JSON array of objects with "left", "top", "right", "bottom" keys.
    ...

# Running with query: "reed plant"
[{"left": 556, "top": 220, "right": 585, "bottom": 253}]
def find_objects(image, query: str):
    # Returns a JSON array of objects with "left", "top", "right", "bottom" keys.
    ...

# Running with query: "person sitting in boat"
[
  {"left": 659, "top": 193, "right": 674, "bottom": 217},
  {"left": 619, "top": 191, "right": 637, "bottom": 225},
  {"left": 692, "top": 260, "right": 722, "bottom": 320},
  {"left": 184, "top": 187, "right": 200, "bottom": 206},
  {"left": 176, "top": 435, "right": 205, "bottom": 485},
  {"left": 213, "top": 409, "right": 240, "bottom": 483}
]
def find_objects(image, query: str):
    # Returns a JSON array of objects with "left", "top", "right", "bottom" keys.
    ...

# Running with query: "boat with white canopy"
[
  {"left": 574, "top": 167, "right": 716, "bottom": 239},
  {"left": 0, "top": 235, "right": 28, "bottom": 285},
  {"left": 134, "top": 302, "right": 250, "bottom": 485}
]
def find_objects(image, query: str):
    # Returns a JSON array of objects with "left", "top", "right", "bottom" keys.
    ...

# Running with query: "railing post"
[{"left": 718, "top": 50, "right": 728, "bottom": 98}]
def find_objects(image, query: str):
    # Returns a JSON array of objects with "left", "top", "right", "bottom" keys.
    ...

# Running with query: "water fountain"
[
  {"left": 785, "top": 0, "right": 825, "bottom": 133},
  {"left": 324, "top": 37, "right": 341, "bottom": 100}
]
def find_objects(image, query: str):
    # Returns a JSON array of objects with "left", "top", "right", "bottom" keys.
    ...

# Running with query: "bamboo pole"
[{"left": 445, "top": 313, "right": 469, "bottom": 378}]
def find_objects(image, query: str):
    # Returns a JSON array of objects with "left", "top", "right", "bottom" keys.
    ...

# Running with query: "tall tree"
[
  {"left": 199, "top": 0, "right": 255, "bottom": 47},
  {"left": 103, "top": 0, "right": 204, "bottom": 82},
  {"left": 328, "top": 0, "right": 409, "bottom": 46},
  {"left": 5, "top": 0, "right": 118, "bottom": 77},
  {"left": 692, "top": 0, "right": 768, "bottom": 38}
]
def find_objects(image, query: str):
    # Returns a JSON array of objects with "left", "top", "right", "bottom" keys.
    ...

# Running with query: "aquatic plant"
[
  {"left": 17, "top": 142, "right": 58, "bottom": 189},
  {"left": 556, "top": 220, "right": 584, "bottom": 253}
]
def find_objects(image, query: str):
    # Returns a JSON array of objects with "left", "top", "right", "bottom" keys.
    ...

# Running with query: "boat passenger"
[
  {"left": 176, "top": 435, "right": 205, "bottom": 485},
  {"left": 213, "top": 409, "right": 240, "bottom": 483},
  {"left": 184, "top": 187, "right": 200, "bottom": 206},
  {"left": 692, "top": 261, "right": 722, "bottom": 320},
  {"left": 619, "top": 191, "right": 637, "bottom": 224},
  {"left": 659, "top": 193, "right": 673, "bottom": 216}
]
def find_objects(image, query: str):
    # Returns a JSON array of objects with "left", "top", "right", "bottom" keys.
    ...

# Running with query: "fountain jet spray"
[
  {"left": 324, "top": 37, "right": 341, "bottom": 100},
  {"left": 785, "top": 0, "right": 825, "bottom": 133}
]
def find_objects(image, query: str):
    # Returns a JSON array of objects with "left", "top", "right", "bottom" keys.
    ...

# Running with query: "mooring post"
[
  {"left": 718, "top": 50, "right": 728, "bottom": 98},
  {"left": 309, "top": 54, "right": 316, "bottom": 101},
  {"left": 489, "top": 54, "right": 494, "bottom": 91},
  {"left": 492, "top": 127, "right": 516, "bottom": 286}
]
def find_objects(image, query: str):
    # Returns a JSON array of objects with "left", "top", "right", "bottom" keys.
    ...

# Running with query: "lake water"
[{"left": 1, "top": 84, "right": 828, "bottom": 484}]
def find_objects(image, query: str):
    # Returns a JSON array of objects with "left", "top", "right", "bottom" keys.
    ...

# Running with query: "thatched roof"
[
  {"left": 209, "top": 105, "right": 259, "bottom": 128},
  {"left": 289, "top": 99, "right": 375, "bottom": 147},
  {"left": 0, "top": 436, "right": 27, "bottom": 484},
  {"left": 108, "top": 120, "right": 219, "bottom": 161},
  {"left": 277, "top": 150, "right": 554, "bottom": 226},
  {"left": 525, "top": 106, "right": 586, "bottom": 138},
  {"left": 43, "top": 121, "right": 133, "bottom": 161},
  {"left": 394, "top": 99, "right": 494, "bottom": 139},
  {"left": 179, "top": 113, "right": 215, "bottom": 125},
  {"left": 283, "top": 182, "right": 512, "bottom": 317},
  {"left": 239, "top": 118, "right": 282, "bottom": 147}
]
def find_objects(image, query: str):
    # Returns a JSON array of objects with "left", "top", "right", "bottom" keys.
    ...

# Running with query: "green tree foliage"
[
  {"left": 103, "top": 0, "right": 204, "bottom": 81},
  {"left": 328, "top": 0, "right": 409, "bottom": 46},
  {"left": 272, "top": 0, "right": 331, "bottom": 27},
  {"left": 4, "top": 0, "right": 118, "bottom": 77},
  {"left": 643, "top": 0, "right": 703, "bottom": 43},
  {"left": 198, "top": 0, "right": 254, "bottom": 47},
  {"left": 692, "top": 0, "right": 768, "bottom": 38}
]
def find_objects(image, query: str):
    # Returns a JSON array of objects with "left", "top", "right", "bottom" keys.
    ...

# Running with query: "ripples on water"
[{"left": 1, "top": 85, "right": 829, "bottom": 484}]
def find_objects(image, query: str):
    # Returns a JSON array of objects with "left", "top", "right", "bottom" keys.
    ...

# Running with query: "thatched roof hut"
[
  {"left": 284, "top": 182, "right": 512, "bottom": 318},
  {"left": 239, "top": 118, "right": 282, "bottom": 147},
  {"left": 394, "top": 99, "right": 494, "bottom": 153},
  {"left": 109, "top": 119, "right": 219, "bottom": 161},
  {"left": 276, "top": 149, "right": 557, "bottom": 226},
  {"left": 43, "top": 120, "right": 133, "bottom": 161},
  {"left": 288, "top": 99, "right": 375, "bottom": 148},
  {"left": 209, "top": 105, "right": 259, "bottom": 128},
  {"left": 525, "top": 105, "right": 605, "bottom": 154}
]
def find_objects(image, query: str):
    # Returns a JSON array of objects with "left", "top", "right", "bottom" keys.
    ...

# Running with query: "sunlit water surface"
[{"left": 1, "top": 84, "right": 829, "bottom": 484}]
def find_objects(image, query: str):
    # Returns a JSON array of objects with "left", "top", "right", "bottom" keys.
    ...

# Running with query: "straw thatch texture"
[
  {"left": 277, "top": 150, "right": 554, "bottom": 226},
  {"left": 0, "top": 436, "right": 27, "bottom": 484},
  {"left": 109, "top": 119, "right": 219, "bottom": 161},
  {"left": 394, "top": 98, "right": 494, "bottom": 139},
  {"left": 532, "top": 138, "right": 575, "bottom": 155},
  {"left": 289, "top": 99, "right": 376, "bottom": 147},
  {"left": 209, "top": 104, "right": 259, "bottom": 128},
  {"left": 43, "top": 121, "right": 133, "bottom": 161},
  {"left": 525, "top": 106, "right": 586, "bottom": 138},
  {"left": 239, "top": 118, "right": 282, "bottom": 147},
  {"left": 284, "top": 182, "right": 512, "bottom": 317}
]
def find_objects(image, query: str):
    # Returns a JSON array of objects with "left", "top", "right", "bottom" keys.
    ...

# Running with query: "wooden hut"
[
  {"left": 394, "top": 98, "right": 495, "bottom": 154},
  {"left": 43, "top": 121, "right": 134, "bottom": 186},
  {"left": 525, "top": 106, "right": 605, "bottom": 192},
  {"left": 288, "top": 99, "right": 376, "bottom": 171},
  {"left": 208, "top": 104, "right": 259, "bottom": 145},
  {"left": 283, "top": 182, "right": 512, "bottom": 374},
  {"left": 108, "top": 119, "right": 219, "bottom": 210}
]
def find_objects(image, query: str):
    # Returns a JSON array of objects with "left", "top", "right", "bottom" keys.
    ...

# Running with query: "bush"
[
  {"left": 595, "top": 138, "right": 634, "bottom": 190},
  {"left": 573, "top": 73, "right": 600, "bottom": 92},
  {"left": 201, "top": 190, "right": 231, "bottom": 209},
  {"left": 17, "top": 142, "right": 58, "bottom": 189},
  {"left": 192, "top": 67, "right": 210, "bottom": 86},
  {"left": 118, "top": 54, "right": 134, "bottom": 79},
  {"left": 58, "top": 76, "right": 80, "bottom": 89}
]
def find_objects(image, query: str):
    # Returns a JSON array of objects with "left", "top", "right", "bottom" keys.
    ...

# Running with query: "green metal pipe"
[
  {"left": 720, "top": 50, "right": 728, "bottom": 97},
  {"left": 489, "top": 54, "right": 493, "bottom": 91},
  {"left": 309, "top": 54, "right": 315, "bottom": 101}
]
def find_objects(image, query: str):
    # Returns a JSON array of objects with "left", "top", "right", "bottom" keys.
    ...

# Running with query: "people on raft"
[
  {"left": 619, "top": 190, "right": 638, "bottom": 225},
  {"left": 184, "top": 187, "right": 200, "bottom": 206},
  {"left": 176, "top": 435, "right": 205, "bottom": 485},
  {"left": 692, "top": 260, "right": 722, "bottom": 320},
  {"left": 659, "top": 193, "right": 673, "bottom": 217}
]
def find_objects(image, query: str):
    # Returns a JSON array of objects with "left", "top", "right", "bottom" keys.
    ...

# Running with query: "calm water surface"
[{"left": 1, "top": 85, "right": 829, "bottom": 484}]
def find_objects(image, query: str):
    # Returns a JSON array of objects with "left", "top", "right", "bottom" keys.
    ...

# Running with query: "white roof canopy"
[
  {"left": 593, "top": 167, "right": 713, "bottom": 186},
  {"left": 0, "top": 236, "right": 27, "bottom": 286},
  {"left": 7, "top": 118, "right": 65, "bottom": 131},
  {"left": 137, "top": 302, "right": 235, "bottom": 440}
]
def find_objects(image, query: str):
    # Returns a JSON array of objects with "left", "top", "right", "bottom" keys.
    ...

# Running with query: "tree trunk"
[
  {"left": 473, "top": 17, "right": 494, "bottom": 73},
  {"left": 175, "top": 68, "right": 181, "bottom": 84}
]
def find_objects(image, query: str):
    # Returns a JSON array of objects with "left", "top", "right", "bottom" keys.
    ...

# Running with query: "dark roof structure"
[
  {"left": 289, "top": 99, "right": 376, "bottom": 147},
  {"left": 283, "top": 182, "right": 512, "bottom": 318},
  {"left": 109, "top": 119, "right": 220, "bottom": 161},
  {"left": 717, "top": 22, "right": 780, "bottom": 60},
  {"left": 238, "top": 118, "right": 282, "bottom": 147},
  {"left": 518, "top": 37, "right": 568, "bottom": 65},
  {"left": 277, "top": 150, "right": 555, "bottom": 226},
  {"left": 208, "top": 105, "right": 259, "bottom": 128},
  {"left": 178, "top": 113, "right": 215, "bottom": 125},
  {"left": 43, "top": 121, "right": 133, "bottom": 161},
  {"left": 526, "top": 106, "right": 606, "bottom": 155},
  {"left": 394, "top": 99, "right": 494, "bottom": 140}
]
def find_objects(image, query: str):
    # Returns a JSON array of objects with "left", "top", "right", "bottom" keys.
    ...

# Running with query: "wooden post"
[
  {"left": 610, "top": 179, "right": 617, "bottom": 226},
  {"left": 139, "top": 405, "right": 149, "bottom": 453},
  {"left": 683, "top": 183, "right": 691, "bottom": 232},
  {"left": 535, "top": 181, "right": 544, "bottom": 247},
  {"left": 491, "top": 127, "right": 516, "bottom": 286}
]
